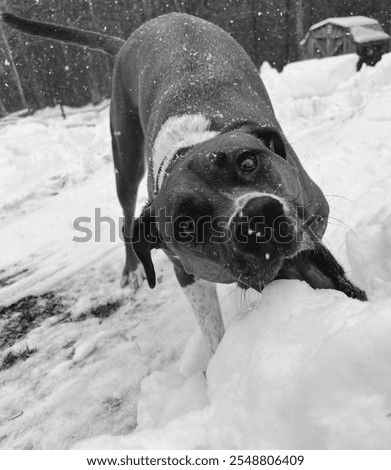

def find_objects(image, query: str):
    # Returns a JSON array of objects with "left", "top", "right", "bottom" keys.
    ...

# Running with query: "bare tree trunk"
[
  {"left": 252, "top": 0, "right": 258, "bottom": 66},
  {"left": 30, "top": 75, "right": 47, "bottom": 109},
  {"left": 85, "top": 0, "right": 102, "bottom": 105},
  {"left": 0, "top": 23, "right": 29, "bottom": 110},
  {"left": 172, "top": 0, "right": 183, "bottom": 12},
  {"left": 285, "top": 0, "right": 293, "bottom": 63},
  {"left": 0, "top": 95, "right": 7, "bottom": 116},
  {"left": 295, "top": 0, "right": 305, "bottom": 59},
  {"left": 85, "top": 52, "right": 102, "bottom": 105},
  {"left": 141, "top": 0, "right": 153, "bottom": 20},
  {"left": 380, "top": 0, "right": 391, "bottom": 50},
  {"left": 285, "top": 0, "right": 305, "bottom": 63},
  {"left": 86, "top": 0, "right": 95, "bottom": 19}
]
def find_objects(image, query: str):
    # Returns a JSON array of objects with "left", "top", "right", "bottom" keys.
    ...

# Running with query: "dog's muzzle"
[{"left": 230, "top": 196, "right": 296, "bottom": 259}]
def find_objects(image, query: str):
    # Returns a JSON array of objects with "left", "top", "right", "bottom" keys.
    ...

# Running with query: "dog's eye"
[{"left": 238, "top": 155, "right": 257, "bottom": 173}]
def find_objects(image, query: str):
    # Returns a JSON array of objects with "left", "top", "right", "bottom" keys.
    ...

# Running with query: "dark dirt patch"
[
  {"left": 90, "top": 300, "right": 122, "bottom": 319},
  {"left": 74, "top": 300, "right": 123, "bottom": 321},
  {"left": 0, "top": 269, "right": 29, "bottom": 288},
  {"left": 0, "top": 291, "right": 123, "bottom": 352},
  {"left": 0, "top": 345, "right": 37, "bottom": 371},
  {"left": 0, "top": 292, "right": 68, "bottom": 350}
]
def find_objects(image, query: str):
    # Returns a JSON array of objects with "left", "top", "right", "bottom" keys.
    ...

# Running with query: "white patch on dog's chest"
[{"left": 152, "top": 114, "right": 219, "bottom": 193}]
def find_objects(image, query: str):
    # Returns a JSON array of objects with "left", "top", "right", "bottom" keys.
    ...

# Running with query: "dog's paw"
[{"left": 120, "top": 265, "right": 145, "bottom": 292}]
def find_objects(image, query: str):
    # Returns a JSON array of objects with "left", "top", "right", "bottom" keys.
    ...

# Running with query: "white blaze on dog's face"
[{"left": 132, "top": 126, "right": 315, "bottom": 291}]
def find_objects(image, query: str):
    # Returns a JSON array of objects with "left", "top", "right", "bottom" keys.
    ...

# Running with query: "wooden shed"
[{"left": 300, "top": 16, "right": 390, "bottom": 59}]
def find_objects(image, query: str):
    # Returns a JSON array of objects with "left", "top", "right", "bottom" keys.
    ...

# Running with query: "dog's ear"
[
  {"left": 131, "top": 206, "right": 160, "bottom": 289},
  {"left": 240, "top": 124, "right": 287, "bottom": 159},
  {"left": 276, "top": 243, "right": 367, "bottom": 301}
]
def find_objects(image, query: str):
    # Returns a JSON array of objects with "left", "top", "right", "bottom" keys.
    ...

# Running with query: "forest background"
[{"left": 0, "top": 0, "right": 390, "bottom": 115}]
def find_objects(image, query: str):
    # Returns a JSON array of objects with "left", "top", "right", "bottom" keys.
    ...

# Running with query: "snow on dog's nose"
[{"left": 231, "top": 196, "right": 295, "bottom": 257}]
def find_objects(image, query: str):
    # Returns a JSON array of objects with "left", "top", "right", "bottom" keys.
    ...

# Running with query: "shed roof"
[
  {"left": 308, "top": 16, "right": 390, "bottom": 44},
  {"left": 310, "top": 16, "right": 379, "bottom": 30},
  {"left": 350, "top": 25, "right": 390, "bottom": 44}
]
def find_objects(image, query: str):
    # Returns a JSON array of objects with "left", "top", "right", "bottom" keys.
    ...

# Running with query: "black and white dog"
[{"left": 1, "top": 12, "right": 366, "bottom": 356}]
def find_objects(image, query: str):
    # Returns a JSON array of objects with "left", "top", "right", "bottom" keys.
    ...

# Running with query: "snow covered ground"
[{"left": 0, "top": 53, "right": 391, "bottom": 450}]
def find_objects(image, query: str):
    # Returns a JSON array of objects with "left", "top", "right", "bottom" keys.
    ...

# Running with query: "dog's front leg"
[
  {"left": 110, "top": 86, "right": 145, "bottom": 290},
  {"left": 173, "top": 263, "right": 225, "bottom": 356}
]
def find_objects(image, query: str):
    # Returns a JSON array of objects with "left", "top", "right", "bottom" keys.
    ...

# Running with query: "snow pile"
[
  {"left": 1, "top": 53, "right": 391, "bottom": 450},
  {"left": 75, "top": 54, "right": 391, "bottom": 450},
  {"left": 347, "top": 206, "right": 391, "bottom": 298},
  {"left": 0, "top": 102, "right": 111, "bottom": 212},
  {"left": 262, "top": 52, "right": 391, "bottom": 122},
  {"left": 74, "top": 279, "right": 391, "bottom": 450}
]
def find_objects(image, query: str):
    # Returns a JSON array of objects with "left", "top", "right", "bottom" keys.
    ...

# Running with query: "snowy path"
[{"left": 1, "top": 54, "right": 391, "bottom": 449}]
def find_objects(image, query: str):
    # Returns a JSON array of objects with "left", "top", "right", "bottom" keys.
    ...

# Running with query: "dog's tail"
[{"left": 1, "top": 12, "right": 125, "bottom": 56}]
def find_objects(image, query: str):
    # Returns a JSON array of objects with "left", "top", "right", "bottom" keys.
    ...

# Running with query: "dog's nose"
[{"left": 231, "top": 196, "right": 294, "bottom": 253}]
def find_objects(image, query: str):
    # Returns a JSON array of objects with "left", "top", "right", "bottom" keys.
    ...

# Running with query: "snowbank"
[
  {"left": 1, "top": 53, "right": 391, "bottom": 450},
  {"left": 75, "top": 54, "right": 391, "bottom": 449},
  {"left": 74, "top": 277, "right": 391, "bottom": 450}
]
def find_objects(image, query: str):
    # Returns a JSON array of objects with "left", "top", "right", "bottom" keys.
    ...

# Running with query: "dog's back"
[{"left": 117, "top": 13, "right": 277, "bottom": 140}]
